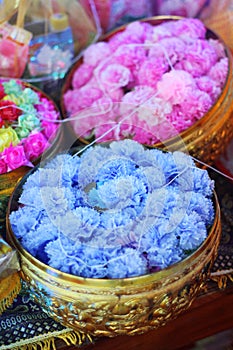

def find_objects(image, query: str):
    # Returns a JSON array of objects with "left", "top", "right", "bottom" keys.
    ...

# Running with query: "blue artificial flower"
[
  {"left": 77, "top": 145, "right": 115, "bottom": 189},
  {"left": 95, "top": 158, "right": 138, "bottom": 183},
  {"left": 88, "top": 175, "right": 147, "bottom": 212},
  {"left": 146, "top": 245, "right": 183, "bottom": 270},
  {"left": 22, "top": 221, "right": 59, "bottom": 259},
  {"left": 10, "top": 139, "right": 215, "bottom": 279},
  {"left": 40, "top": 186, "right": 72, "bottom": 219},
  {"left": 69, "top": 245, "right": 109, "bottom": 278},
  {"left": 45, "top": 238, "right": 73, "bottom": 273},
  {"left": 142, "top": 166, "right": 166, "bottom": 190},
  {"left": 175, "top": 212, "right": 207, "bottom": 251},
  {"left": 186, "top": 192, "right": 215, "bottom": 226},
  {"left": 19, "top": 186, "right": 44, "bottom": 209},
  {"left": 22, "top": 169, "right": 41, "bottom": 189},
  {"left": 192, "top": 168, "right": 215, "bottom": 197},
  {"left": 106, "top": 247, "right": 148, "bottom": 278},
  {"left": 109, "top": 139, "right": 145, "bottom": 161},
  {"left": 9, "top": 206, "right": 44, "bottom": 238},
  {"left": 56, "top": 207, "right": 100, "bottom": 242},
  {"left": 100, "top": 207, "right": 136, "bottom": 229}
]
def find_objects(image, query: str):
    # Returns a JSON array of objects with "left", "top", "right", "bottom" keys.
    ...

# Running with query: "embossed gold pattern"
[
  {"left": 61, "top": 16, "right": 233, "bottom": 165},
  {"left": 6, "top": 188, "right": 221, "bottom": 337}
]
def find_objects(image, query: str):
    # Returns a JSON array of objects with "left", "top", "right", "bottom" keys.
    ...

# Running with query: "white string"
[{"left": 191, "top": 155, "right": 233, "bottom": 182}]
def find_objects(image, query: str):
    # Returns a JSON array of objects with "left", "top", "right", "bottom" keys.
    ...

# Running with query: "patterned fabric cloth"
[{"left": 0, "top": 283, "right": 92, "bottom": 350}]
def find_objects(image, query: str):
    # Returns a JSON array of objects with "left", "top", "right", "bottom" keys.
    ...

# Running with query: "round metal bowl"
[{"left": 6, "top": 174, "right": 221, "bottom": 337}]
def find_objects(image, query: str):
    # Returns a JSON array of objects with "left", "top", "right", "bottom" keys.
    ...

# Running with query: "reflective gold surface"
[
  {"left": 61, "top": 16, "right": 233, "bottom": 165},
  {"left": 6, "top": 185, "right": 222, "bottom": 337},
  {"left": 0, "top": 272, "right": 21, "bottom": 315}
]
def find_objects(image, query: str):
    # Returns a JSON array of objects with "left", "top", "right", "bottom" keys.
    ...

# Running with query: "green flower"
[
  {"left": 18, "top": 114, "right": 41, "bottom": 131},
  {"left": 22, "top": 88, "right": 40, "bottom": 105},
  {"left": 3, "top": 94, "right": 23, "bottom": 106},
  {"left": 15, "top": 126, "right": 30, "bottom": 139},
  {"left": 19, "top": 103, "right": 37, "bottom": 115},
  {"left": 2, "top": 80, "right": 22, "bottom": 95}
]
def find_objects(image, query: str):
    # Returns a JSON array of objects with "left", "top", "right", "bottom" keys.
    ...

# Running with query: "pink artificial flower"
[
  {"left": 166, "top": 105, "right": 196, "bottom": 134},
  {"left": 23, "top": 132, "right": 49, "bottom": 161},
  {"left": 124, "top": 21, "right": 154, "bottom": 43},
  {"left": 157, "top": 69, "right": 196, "bottom": 104},
  {"left": 0, "top": 157, "right": 7, "bottom": 174},
  {"left": 98, "top": 63, "right": 132, "bottom": 89},
  {"left": 113, "top": 44, "right": 146, "bottom": 74},
  {"left": 64, "top": 86, "right": 103, "bottom": 115},
  {"left": 146, "top": 24, "right": 173, "bottom": 44},
  {"left": 137, "top": 96, "right": 172, "bottom": 126},
  {"left": 35, "top": 97, "right": 57, "bottom": 112},
  {"left": 72, "top": 63, "right": 94, "bottom": 89},
  {"left": 148, "top": 37, "right": 185, "bottom": 66},
  {"left": 83, "top": 42, "right": 111, "bottom": 67},
  {"left": 95, "top": 122, "right": 120, "bottom": 143},
  {"left": 180, "top": 89, "right": 213, "bottom": 121},
  {"left": 63, "top": 18, "right": 229, "bottom": 146},
  {"left": 41, "top": 120, "right": 59, "bottom": 140},
  {"left": 208, "top": 57, "right": 229, "bottom": 88},
  {"left": 2, "top": 144, "right": 32, "bottom": 171},
  {"left": 107, "top": 87, "right": 124, "bottom": 102},
  {"left": 108, "top": 28, "right": 143, "bottom": 52},
  {"left": 208, "top": 39, "right": 226, "bottom": 60},
  {"left": 195, "top": 76, "right": 221, "bottom": 102},
  {"left": 121, "top": 86, "right": 155, "bottom": 109},
  {"left": 137, "top": 57, "right": 169, "bottom": 88},
  {"left": 120, "top": 116, "right": 159, "bottom": 144},
  {"left": 174, "top": 39, "right": 218, "bottom": 77},
  {"left": 71, "top": 95, "right": 119, "bottom": 139},
  {"left": 167, "top": 18, "right": 206, "bottom": 41}
]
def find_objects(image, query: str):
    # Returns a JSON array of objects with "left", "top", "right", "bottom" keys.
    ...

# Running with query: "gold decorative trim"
[
  {"left": 0, "top": 329, "right": 93, "bottom": 350},
  {"left": 0, "top": 273, "right": 21, "bottom": 315}
]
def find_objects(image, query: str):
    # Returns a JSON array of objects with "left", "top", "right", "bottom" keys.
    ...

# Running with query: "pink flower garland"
[{"left": 63, "top": 18, "right": 228, "bottom": 144}]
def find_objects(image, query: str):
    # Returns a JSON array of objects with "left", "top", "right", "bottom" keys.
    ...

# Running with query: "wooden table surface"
[{"left": 56, "top": 279, "right": 233, "bottom": 350}]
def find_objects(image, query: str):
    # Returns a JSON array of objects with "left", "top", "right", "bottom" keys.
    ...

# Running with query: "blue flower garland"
[{"left": 10, "top": 140, "right": 215, "bottom": 278}]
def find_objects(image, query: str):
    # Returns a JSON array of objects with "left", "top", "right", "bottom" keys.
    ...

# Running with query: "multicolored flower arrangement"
[
  {"left": 9, "top": 139, "right": 215, "bottom": 279},
  {"left": 63, "top": 18, "right": 228, "bottom": 145},
  {"left": 0, "top": 79, "right": 60, "bottom": 174}
]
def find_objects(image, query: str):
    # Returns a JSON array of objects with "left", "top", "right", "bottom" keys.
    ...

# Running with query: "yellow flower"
[
  {"left": 3, "top": 94, "right": 22, "bottom": 106},
  {"left": 0, "top": 127, "right": 19, "bottom": 152}
]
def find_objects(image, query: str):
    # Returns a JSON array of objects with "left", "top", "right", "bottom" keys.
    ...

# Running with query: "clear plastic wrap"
[{"left": 0, "top": 235, "right": 20, "bottom": 280}]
